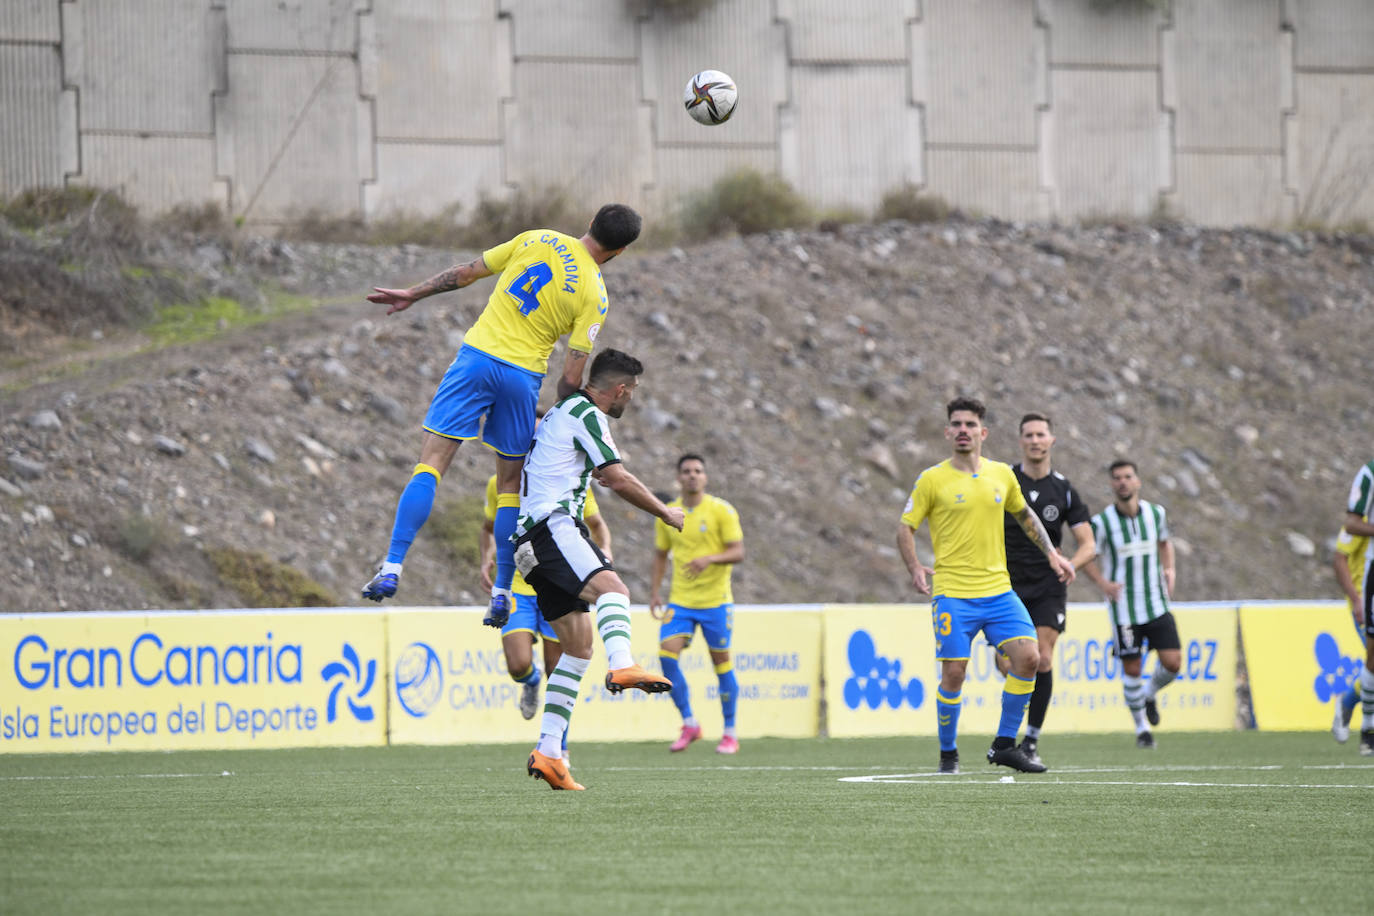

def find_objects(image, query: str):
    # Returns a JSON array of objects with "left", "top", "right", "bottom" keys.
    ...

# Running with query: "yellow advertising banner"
[
  {"left": 1240, "top": 602, "right": 1366, "bottom": 731},
  {"left": 387, "top": 606, "right": 822, "bottom": 746},
  {"left": 1043, "top": 604, "right": 1237, "bottom": 733},
  {"left": 823, "top": 603, "right": 1237, "bottom": 738},
  {"left": 0, "top": 610, "right": 388, "bottom": 753}
]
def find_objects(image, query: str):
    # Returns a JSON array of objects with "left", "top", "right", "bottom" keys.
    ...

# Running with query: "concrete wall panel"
[
  {"left": 1289, "top": 0, "right": 1374, "bottom": 69},
  {"left": 228, "top": 0, "right": 359, "bottom": 53},
  {"left": 366, "top": 142, "right": 504, "bottom": 218},
  {"left": 1042, "top": 0, "right": 1162, "bottom": 67},
  {"left": 926, "top": 149, "right": 1045, "bottom": 222},
  {"left": 0, "top": 45, "right": 66, "bottom": 191},
  {"left": 503, "top": 0, "right": 638, "bottom": 59},
  {"left": 75, "top": 135, "right": 218, "bottom": 214},
  {"left": 778, "top": 0, "right": 916, "bottom": 62},
  {"left": 220, "top": 56, "right": 366, "bottom": 219},
  {"left": 650, "top": 146, "right": 778, "bottom": 214},
  {"left": 0, "top": 0, "right": 60, "bottom": 42},
  {"left": 1290, "top": 73, "right": 1374, "bottom": 224},
  {"left": 641, "top": 3, "right": 787, "bottom": 146},
  {"left": 922, "top": 0, "right": 1040, "bottom": 146},
  {"left": 1172, "top": 0, "right": 1284, "bottom": 151},
  {"left": 369, "top": 10, "right": 508, "bottom": 141},
  {"left": 72, "top": 0, "right": 216, "bottom": 133},
  {"left": 1171, "top": 152, "right": 1290, "bottom": 227},
  {"left": 783, "top": 66, "right": 920, "bottom": 210},
  {"left": 504, "top": 61, "right": 652, "bottom": 208},
  {"left": 1050, "top": 70, "right": 1166, "bottom": 219}
]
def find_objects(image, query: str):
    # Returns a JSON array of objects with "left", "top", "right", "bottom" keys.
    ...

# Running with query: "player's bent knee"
[{"left": 582, "top": 570, "right": 627, "bottom": 602}]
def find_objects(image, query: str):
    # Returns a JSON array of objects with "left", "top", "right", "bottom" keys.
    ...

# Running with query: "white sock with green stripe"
[
  {"left": 596, "top": 592, "right": 635, "bottom": 670},
  {"left": 1147, "top": 666, "right": 1176, "bottom": 698},
  {"left": 537, "top": 653, "right": 589, "bottom": 757},
  {"left": 1122, "top": 672, "right": 1149, "bottom": 732}
]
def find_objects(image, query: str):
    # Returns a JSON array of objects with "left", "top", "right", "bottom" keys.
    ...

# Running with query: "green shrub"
[
  {"left": 426, "top": 498, "right": 485, "bottom": 568},
  {"left": 110, "top": 513, "right": 172, "bottom": 563},
  {"left": 877, "top": 184, "right": 950, "bottom": 223},
  {"left": 1, "top": 186, "right": 139, "bottom": 236},
  {"left": 208, "top": 547, "right": 337, "bottom": 608},
  {"left": 679, "top": 169, "right": 812, "bottom": 240}
]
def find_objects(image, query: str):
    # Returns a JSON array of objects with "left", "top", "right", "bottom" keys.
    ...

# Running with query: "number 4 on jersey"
[{"left": 507, "top": 263, "right": 553, "bottom": 315}]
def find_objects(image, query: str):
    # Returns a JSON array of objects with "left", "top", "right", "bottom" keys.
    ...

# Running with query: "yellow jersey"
[
  {"left": 485, "top": 475, "right": 601, "bottom": 597},
  {"left": 1336, "top": 524, "right": 1369, "bottom": 609},
  {"left": 901, "top": 457, "right": 1027, "bottom": 599},
  {"left": 462, "top": 230, "right": 609, "bottom": 375},
  {"left": 654, "top": 494, "right": 743, "bottom": 608}
]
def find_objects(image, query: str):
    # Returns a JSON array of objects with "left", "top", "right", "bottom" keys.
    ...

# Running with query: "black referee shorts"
[{"left": 1013, "top": 580, "right": 1068, "bottom": 633}]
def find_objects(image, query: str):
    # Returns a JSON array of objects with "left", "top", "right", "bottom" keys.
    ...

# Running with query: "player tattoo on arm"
[
  {"left": 1014, "top": 506, "right": 1056, "bottom": 558},
  {"left": 410, "top": 258, "right": 486, "bottom": 299}
]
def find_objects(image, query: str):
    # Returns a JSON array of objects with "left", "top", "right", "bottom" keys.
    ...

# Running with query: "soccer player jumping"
[
  {"left": 359, "top": 204, "right": 640, "bottom": 628},
  {"left": 898, "top": 398, "right": 1075, "bottom": 775}
]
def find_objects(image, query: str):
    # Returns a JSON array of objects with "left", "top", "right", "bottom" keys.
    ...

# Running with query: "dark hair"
[
  {"left": 588, "top": 348, "right": 643, "bottom": 388},
  {"left": 677, "top": 453, "right": 705, "bottom": 470},
  {"left": 946, "top": 397, "right": 986, "bottom": 421},
  {"left": 589, "top": 204, "right": 641, "bottom": 251},
  {"left": 1019, "top": 411, "right": 1052, "bottom": 432},
  {"left": 1109, "top": 459, "right": 1138, "bottom": 475}
]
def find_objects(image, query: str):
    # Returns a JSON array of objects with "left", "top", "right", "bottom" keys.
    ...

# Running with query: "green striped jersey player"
[{"left": 1083, "top": 460, "right": 1180, "bottom": 749}]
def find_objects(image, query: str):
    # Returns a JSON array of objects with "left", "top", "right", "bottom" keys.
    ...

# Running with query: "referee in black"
[{"left": 1001, "top": 412, "right": 1096, "bottom": 767}]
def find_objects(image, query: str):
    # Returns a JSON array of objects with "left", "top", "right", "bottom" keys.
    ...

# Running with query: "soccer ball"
[{"left": 683, "top": 70, "right": 737, "bottom": 126}]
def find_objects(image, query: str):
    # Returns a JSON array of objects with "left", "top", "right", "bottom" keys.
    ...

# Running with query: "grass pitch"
[{"left": 2, "top": 732, "right": 1369, "bottom": 915}]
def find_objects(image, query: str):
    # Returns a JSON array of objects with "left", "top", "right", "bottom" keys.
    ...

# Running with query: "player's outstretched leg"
[
  {"left": 362, "top": 463, "right": 442, "bottom": 601},
  {"left": 485, "top": 491, "right": 521, "bottom": 627},
  {"left": 598, "top": 593, "right": 671, "bottom": 693}
]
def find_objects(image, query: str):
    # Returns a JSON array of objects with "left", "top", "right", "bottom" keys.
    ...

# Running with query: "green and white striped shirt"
[
  {"left": 515, "top": 391, "right": 621, "bottom": 537},
  {"left": 1091, "top": 500, "right": 1171, "bottom": 626},
  {"left": 1347, "top": 461, "right": 1374, "bottom": 518}
]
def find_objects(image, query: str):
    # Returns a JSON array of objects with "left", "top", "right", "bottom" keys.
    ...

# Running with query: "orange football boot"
[
  {"left": 528, "top": 749, "right": 585, "bottom": 790},
  {"left": 605, "top": 664, "right": 673, "bottom": 694}
]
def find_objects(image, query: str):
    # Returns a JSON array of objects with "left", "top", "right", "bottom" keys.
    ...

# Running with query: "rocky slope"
[{"left": 3, "top": 218, "right": 1372, "bottom": 613}]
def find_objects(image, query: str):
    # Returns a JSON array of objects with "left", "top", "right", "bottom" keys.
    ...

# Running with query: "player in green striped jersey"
[
  {"left": 1082, "top": 460, "right": 1179, "bottom": 749},
  {"left": 1342, "top": 460, "right": 1374, "bottom": 755}
]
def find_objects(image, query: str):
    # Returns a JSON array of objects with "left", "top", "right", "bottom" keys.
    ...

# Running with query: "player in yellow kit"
[
  {"left": 360, "top": 204, "right": 641, "bottom": 631},
  {"left": 649, "top": 455, "right": 745, "bottom": 754},
  {"left": 898, "top": 398, "right": 1075, "bottom": 774}
]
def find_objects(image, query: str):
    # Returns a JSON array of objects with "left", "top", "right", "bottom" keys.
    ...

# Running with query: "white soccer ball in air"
[{"left": 683, "top": 70, "right": 737, "bottom": 126}]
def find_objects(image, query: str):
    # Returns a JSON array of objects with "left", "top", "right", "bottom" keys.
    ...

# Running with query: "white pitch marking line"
[
  {"left": 841, "top": 773, "right": 1374, "bottom": 789},
  {"left": 0, "top": 772, "right": 224, "bottom": 782}
]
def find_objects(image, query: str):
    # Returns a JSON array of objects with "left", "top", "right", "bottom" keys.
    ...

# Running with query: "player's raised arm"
[{"left": 367, "top": 255, "right": 493, "bottom": 314}]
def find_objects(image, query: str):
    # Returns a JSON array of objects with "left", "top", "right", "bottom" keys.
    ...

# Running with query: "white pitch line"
[
  {"left": 602, "top": 764, "right": 891, "bottom": 772},
  {"left": 841, "top": 773, "right": 1374, "bottom": 789},
  {"left": 0, "top": 772, "right": 227, "bottom": 782}
]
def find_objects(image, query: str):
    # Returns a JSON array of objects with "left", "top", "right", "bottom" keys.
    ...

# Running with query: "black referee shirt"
[{"left": 1004, "top": 464, "right": 1091, "bottom": 591}]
